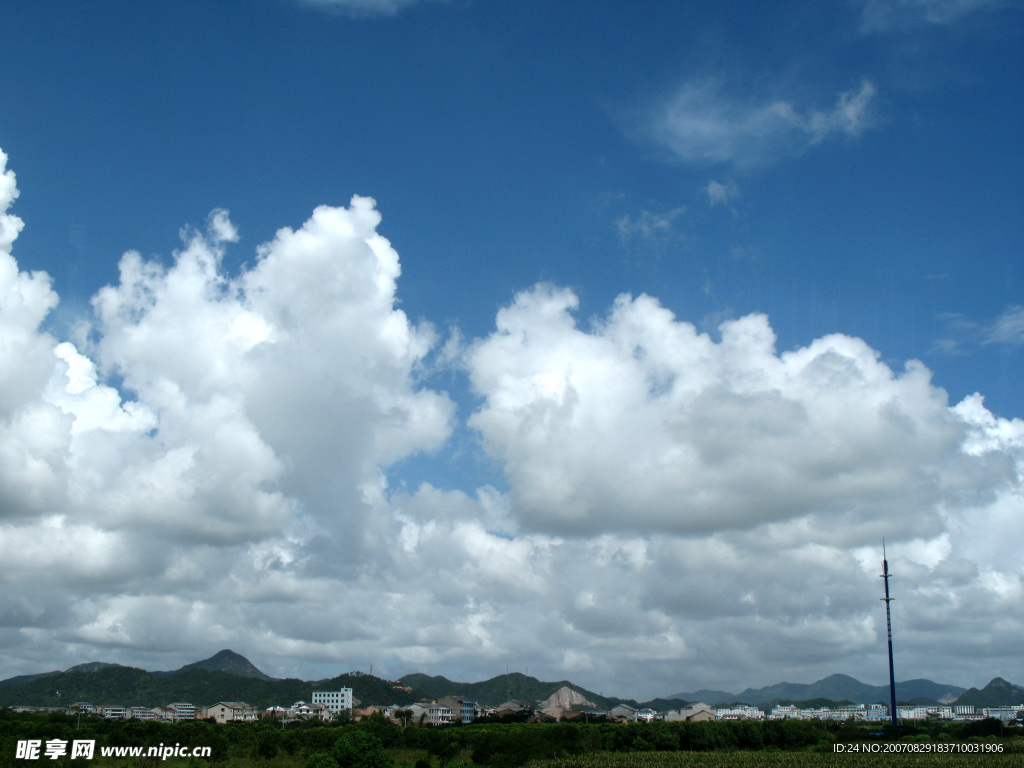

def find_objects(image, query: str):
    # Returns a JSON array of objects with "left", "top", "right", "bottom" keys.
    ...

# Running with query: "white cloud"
[
  {"left": 985, "top": 304, "right": 1024, "bottom": 346},
  {"left": 706, "top": 179, "right": 739, "bottom": 208},
  {"left": 861, "top": 0, "right": 1016, "bottom": 31},
  {"left": 1, "top": 149, "right": 1023, "bottom": 698},
  {"left": 933, "top": 305, "right": 1024, "bottom": 352},
  {"left": 459, "top": 286, "right": 1024, "bottom": 692},
  {"left": 647, "top": 80, "right": 877, "bottom": 169},
  {"left": 467, "top": 285, "right": 996, "bottom": 538},
  {"left": 297, "top": 0, "right": 437, "bottom": 17},
  {"left": 615, "top": 206, "right": 687, "bottom": 249}
]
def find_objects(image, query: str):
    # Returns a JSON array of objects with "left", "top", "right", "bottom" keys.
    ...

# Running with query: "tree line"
[{"left": 1, "top": 708, "right": 1019, "bottom": 768}]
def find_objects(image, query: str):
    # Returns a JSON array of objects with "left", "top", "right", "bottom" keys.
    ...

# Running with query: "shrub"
[{"left": 331, "top": 730, "right": 393, "bottom": 768}]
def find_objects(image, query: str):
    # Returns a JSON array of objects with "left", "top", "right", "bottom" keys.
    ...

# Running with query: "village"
[{"left": 11, "top": 685, "right": 1023, "bottom": 727}]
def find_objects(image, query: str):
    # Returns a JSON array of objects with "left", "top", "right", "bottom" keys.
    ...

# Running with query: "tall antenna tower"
[{"left": 880, "top": 540, "right": 898, "bottom": 729}]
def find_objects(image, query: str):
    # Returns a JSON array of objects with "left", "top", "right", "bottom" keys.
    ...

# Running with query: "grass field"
[{"left": 524, "top": 751, "right": 1024, "bottom": 767}]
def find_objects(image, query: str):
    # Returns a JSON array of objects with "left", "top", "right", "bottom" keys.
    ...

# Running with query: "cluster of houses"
[
  {"left": 716, "top": 703, "right": 1024, "bottom": 723},
  {"left": 50, "top": 701, "right": 258, "bottom": 724},
  {"left": 12, "top": 685, "right": 1023, "bottom": 726}
]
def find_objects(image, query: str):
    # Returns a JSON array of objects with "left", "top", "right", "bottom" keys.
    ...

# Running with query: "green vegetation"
[
  {"left": 2, "top": 709, "right": 1022, "bottom": 768},
  {"left": 0, "top": 669, "right": 417, "bottom": 711},
  {"left": 528, "top": 754, "right": 1024, "bottom": 768},
  {"left": 952, "top": 679, "right": 1024, "bottom": 709}
]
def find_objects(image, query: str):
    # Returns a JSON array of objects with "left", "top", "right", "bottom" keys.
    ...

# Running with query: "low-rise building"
[
  {"left": 437, "top": 695, "right": 476, "bottom": 724},
  {"left": 205, "top": 701, "right": 257, "bottom": 723},
  {"left": 288, "top": 701, "right": 331, "bottom": 720},
  {"left": 666, "top": 703, "right": 716, "bottom": 722},
  {"left": 493, "top": 700, "right": 533, "bottom": 719},
  {"left": 406, "top": 702, "right": 455, "bottom": 726},
  {"left": 609, "top": 704, "right": 638, "bottom": 722}
]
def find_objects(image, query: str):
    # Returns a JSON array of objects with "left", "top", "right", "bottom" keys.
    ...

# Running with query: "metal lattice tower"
[{"left": 881, "top": 540, "right": 898, "bottom": 729}]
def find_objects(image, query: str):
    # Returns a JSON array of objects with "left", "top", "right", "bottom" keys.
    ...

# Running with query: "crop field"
[{"left": 526, "top": 751, "right": 1024, "bottom": 768}]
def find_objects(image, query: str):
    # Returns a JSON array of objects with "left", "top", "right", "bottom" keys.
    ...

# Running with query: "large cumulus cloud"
[
  {"left": 1, "top": 148, "right": 1022, "bottom": 697},
  {"left": 0, "top": 149, "right": 454, "bottom": 672},
  {"left": 466, "top": 285, "right": 1012, "bottom": 539},
  {"left": 462, "top": 285, "right": 1023, "bottom": 691}
]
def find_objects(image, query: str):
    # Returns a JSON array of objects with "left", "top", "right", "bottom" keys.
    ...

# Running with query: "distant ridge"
[
  {"left": 953, "top": 678, "right": 1024, "bottom": 708},
  {"left": 670, "top": 674, "right": 967, "bottom": 707},
  {"left": 163, "top": 649, "right": 272, "bottom": 681},
  {"left": 0, "top": 661, "right": 417, "bottom": 710},
  {"left": 0, "top": 671, "right": 61, "bottom": 688},
  {"left": 67, "top": 662, "right": 124, "bottom": 673},
  {"left": 0, "top": 661, "right": 124, "bottom": 688},
  {"left": 0, "top": 654, "right": 1008, "bottom": 711},
  {"left": 399, "top": 672, "right": 618, "bottom": 709}
]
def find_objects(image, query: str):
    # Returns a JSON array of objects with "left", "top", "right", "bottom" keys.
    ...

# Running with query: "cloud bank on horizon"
[{"left": 2, "top": 147, "right": 1022, "bottom": 698}]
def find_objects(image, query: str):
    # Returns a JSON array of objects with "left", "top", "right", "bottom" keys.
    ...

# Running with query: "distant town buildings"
[{"left": 12, "top": 688, "right": 1024, "bottom": 727}]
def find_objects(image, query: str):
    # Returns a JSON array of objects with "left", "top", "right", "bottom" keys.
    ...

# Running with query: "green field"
[
  {"left": 524, "top": 751, "right": 1024, "bottom": 767},
  {"left": 3, "top": 711, "right": 1022, "bottom": 768}
]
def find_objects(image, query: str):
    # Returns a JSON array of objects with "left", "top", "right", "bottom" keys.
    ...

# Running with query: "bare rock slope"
[{"left": 540, "top": 685, "right": 595, "bottom": 710}]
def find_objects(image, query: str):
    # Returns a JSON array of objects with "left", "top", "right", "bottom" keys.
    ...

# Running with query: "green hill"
[
  {"left": 672, "top": 674, "right": 966, "bottom": 707},
  {"left": 398, "top": 671, "right": 619, "bottom": 708},
  {"left": 953, "top": 677, "right": 1024, "bottom": 708},
  {"left": 0, "top": 664, "right": 418, "bottom": 710},
  {"left": 163, "top": 649, "right": 273, "bottom": 680}
]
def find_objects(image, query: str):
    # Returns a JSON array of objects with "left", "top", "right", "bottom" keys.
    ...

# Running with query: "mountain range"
[
  {"left": 1, "top": 651, "right": 1019, "bottom": 710},
  {"left": 0, "top": 650, "right": 417, "bottom": 710},
  {"left": 668, "top": 673, "right": 968, "bottom": 707}
]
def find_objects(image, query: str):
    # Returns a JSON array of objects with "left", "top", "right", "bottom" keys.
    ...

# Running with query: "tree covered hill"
[
  {"left": 398, "top": 671, "right": 623, "bottom": 709},
  {"left": 953, "top": 678, "right": 1024, "bottom": 708},
  {"left": 671, "top": 674, "right": 968, "bottom": 707},
  {"left": 0, "top": 665, "right": 418, "bottom": 710},
  {"left": 158, "top": 649, "right": 273, "bottom": 680}
]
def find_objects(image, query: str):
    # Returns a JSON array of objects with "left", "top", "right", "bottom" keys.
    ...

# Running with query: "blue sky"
[{"left": 1, "top": 0, "right": 1022, "bottom": 700}]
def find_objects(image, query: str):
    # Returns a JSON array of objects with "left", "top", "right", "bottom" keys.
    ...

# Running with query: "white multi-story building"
[
  {"left": 425, "top": 703, "right": 454, "bottom": 726},
  {"left": 167, "top": 703, "right": 197, "bottom": 721},
  {"left": 985, "top": 707, "right": 1024, "bottom": 721},
  {"left": 312, "top": 689, "right": 353, "bottom": 713},
  {"left": 897, "top": 706, "right": 933, "bottom": 720},
  {"left": 717, "top": 705, "right": 764, "bottom": 721},
  {"left": 406, "top": 702, "right": 455, "bottom": 726},
  {"left": 771, "top": 703, "right": 887, "bottom": 721},
  {"left": 437, "top": 695, "right": 476, "bottom": 724}
]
